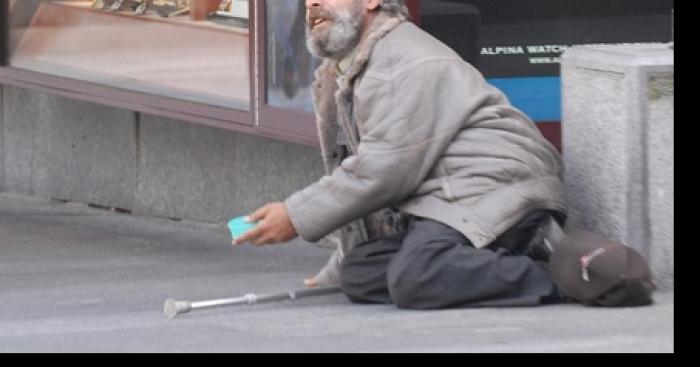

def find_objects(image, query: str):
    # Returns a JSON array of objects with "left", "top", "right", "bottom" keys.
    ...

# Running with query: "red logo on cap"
[{"left": 580, "top": 248, "right": 606, "bottom": 282}]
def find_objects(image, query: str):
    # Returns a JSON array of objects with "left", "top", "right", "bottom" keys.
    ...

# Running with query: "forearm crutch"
[{"left": 164, "top": 286, "right": 342, "bottom": 319}]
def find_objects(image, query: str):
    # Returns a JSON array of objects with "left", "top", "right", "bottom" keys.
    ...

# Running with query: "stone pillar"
[{"left": 561, "top": 43, "right": 674, "bottom": 290}]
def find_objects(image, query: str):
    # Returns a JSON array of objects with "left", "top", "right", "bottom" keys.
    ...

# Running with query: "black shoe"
[
  {"left": 526, "top": 237, "right": 554, "bottom": 263},
  {"left": 525, "top": 228, "right": 554, "bottom": 263},
  {"left": 524, "top": 216, "right": 563, "bottom": 263},
  {"left": 541, "top": 285, "right": 575, "bottom": 304}
]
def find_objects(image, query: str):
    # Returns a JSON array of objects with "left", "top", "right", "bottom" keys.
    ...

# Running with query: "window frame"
[{"left": 254, "top": 0, "right": 319, "bottom": 145}]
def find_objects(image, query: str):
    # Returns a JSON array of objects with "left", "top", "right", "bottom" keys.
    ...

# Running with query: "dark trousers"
[{"left": 339, "top": 211, "right": 558, "bottom": 309}]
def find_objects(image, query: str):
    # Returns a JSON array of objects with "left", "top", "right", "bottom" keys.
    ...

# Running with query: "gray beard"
[{"left": 306, "top": 5, "right": 364, "bottom": 60}]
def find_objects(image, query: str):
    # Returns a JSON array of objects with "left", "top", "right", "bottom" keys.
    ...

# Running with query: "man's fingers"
[
  {"left": 252, "top": 228, "right": 291, "bottom": 246},
  {"left": 248, "top": 205, "right": 270, "bottom": 222},
  {"left": 234, "top": 223, "right": 265, "bottom": 245},
  {"left": 231, "top": 203, "right": 294, "bottom": 247},
  {"left": 252, "top": 234, "right": 273, "bottom": 247}
]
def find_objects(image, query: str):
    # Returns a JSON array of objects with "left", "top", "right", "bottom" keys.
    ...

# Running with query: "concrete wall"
[
  {"left": 0, "top": 85, "right": 325, "bottom": 225},
  {"left": 561, "top": 43, "right": 674, "bottom": 290}
]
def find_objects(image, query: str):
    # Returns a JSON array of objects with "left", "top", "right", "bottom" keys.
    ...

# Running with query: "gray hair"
[{"left": 379, "top": 0, "right": 411, "bottom": 19}]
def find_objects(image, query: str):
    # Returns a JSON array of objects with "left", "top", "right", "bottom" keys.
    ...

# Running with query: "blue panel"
[{"left": 487, "top": 77, "right": 561, "bottom": 122}]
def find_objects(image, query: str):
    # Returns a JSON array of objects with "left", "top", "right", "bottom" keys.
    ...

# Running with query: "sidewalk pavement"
[{"left": 0, "top": 193, "right": 674, "bottom": 352}]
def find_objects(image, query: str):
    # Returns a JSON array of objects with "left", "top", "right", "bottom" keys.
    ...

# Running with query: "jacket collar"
[{"left": 311, "top": 11, "right": 407, "bottom": 172}]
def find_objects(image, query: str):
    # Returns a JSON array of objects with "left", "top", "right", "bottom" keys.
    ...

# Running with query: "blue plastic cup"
[{"left": 228, "top": 216, "right": 258, "bottom": 240}]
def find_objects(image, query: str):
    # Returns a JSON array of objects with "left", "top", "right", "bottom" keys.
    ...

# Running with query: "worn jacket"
[{"left": 285, "top": 12, "right": 567, "bottom": 285}]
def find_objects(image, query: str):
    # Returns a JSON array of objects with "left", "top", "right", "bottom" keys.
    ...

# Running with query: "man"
[{"left": 234, "top": 0, "right": 568, "bottom": 309}]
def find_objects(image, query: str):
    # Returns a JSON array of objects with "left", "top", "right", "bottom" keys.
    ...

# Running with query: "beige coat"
[{"left": 285, "top": 12, "right": 567, "bottom": 285}]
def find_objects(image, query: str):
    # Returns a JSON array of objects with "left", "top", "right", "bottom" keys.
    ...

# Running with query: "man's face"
[{"left": 305, "top": 0, "right": 368, "bottom": 59}]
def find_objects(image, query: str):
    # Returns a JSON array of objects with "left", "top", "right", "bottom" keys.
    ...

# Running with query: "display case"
[{"left": 1, "top": 0, "right": 258, "bottom": 134}]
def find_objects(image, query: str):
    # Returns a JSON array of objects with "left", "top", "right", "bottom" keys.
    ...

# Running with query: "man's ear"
[{"left": 366, "top": 0, "right": 381, "bottom": 11}]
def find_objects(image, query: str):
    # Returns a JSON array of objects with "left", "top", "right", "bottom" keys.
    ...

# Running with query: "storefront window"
[
  {"left": 8, "top": 0, "right": 251, "bottom": 110},
  {"left": 420, "top": 0, "right": 673, "bottom": 122},
  {"left": 265, "top": 0, "right": 319, "bottom": 113},
  {"left": 1, "top": 0, "right": 671, "bottom": 147}
]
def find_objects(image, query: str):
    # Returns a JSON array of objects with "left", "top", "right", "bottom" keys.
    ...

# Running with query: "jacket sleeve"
[{"left": 286, "top": 59, "right": 488, "bottom": 242}]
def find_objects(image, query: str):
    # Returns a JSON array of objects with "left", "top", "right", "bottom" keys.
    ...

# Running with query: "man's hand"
[
  {"left": 304, "top": 277, "right": 320, "bottom": 288},
  {"left": 233, "top": 202, "right": 298, "bottom": 246}
]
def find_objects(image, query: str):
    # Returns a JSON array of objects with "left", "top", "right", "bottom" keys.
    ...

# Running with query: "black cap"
[{"left": 549, "top": 231, "right": 656, "bottom": 307}]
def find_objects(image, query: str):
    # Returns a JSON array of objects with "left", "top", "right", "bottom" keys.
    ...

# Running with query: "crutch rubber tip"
[{"left": 164, "top": 298, "right": 192, "bottom": 319}]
